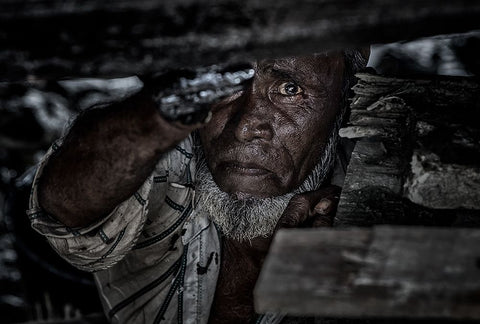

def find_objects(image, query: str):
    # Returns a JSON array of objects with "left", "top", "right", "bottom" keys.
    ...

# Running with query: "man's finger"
[
  {"left": 277, "top": 185, "right": 341, "bottom": 229},
  {"left": 311, "top": 213, "right": 334, "bottom": 227},
  {"left": 314, "top": 198, "right": 333, "bottom": 215},
  {"left": 277, "top": 195, "right": 311, "bottom": 229}
]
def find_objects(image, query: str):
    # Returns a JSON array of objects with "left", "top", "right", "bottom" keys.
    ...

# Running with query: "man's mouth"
[{"left": 220, "top": 161, "right": 272, "bottom": 176}]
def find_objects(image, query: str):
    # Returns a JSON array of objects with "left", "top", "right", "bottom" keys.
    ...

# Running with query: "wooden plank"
[
  {"left": 254, "top": 226, "right": 480, "bottom": 319},
  {"left": 336, "top": 96, "right": 414, "bottom": 226},
  {"left": 1, "top": 0, "right": 480, "bottom": 80},
  {"left": 349, "top": 73, "right": 480, "bottom": 110},
  {"left": 335, "top": 74, "right": 480, "bottom": 226},
  {"left": 404, "top": 151, "right": 480, "bottom": 210}
]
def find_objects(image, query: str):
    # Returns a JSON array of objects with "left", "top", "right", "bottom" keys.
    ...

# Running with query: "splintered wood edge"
[
  {"left": 254, "top": 226, "right": 480, "bottom": 320},
  {"left": 2, "top": 0, "right": 480, "bottom": 81}
]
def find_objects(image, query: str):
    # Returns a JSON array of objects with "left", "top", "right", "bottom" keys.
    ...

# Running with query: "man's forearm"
[{"left": 38, "top": 89, "right": 197, "bottom": 228}]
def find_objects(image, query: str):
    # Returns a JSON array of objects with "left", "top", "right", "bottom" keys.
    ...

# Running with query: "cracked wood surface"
[
  {"left": 336, "top": 73, "right": 480, "bottom": 226},
  {"left": 1, "top": 0, "right": 480, "bottom": 81},
  {"left": 255, "top": 226, "right": 480, "bottom": 319}
]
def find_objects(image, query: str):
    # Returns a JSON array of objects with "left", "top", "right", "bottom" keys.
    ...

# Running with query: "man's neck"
[{"left": 209, "top": 235, "right": 273, "bottom": 324}]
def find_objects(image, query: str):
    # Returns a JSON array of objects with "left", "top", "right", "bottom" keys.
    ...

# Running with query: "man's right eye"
[{"left": 278, "top": 82, "right": 304, "bottom": 96}]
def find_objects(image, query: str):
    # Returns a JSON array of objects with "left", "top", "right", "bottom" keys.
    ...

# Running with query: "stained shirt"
[{"left": 27, "top": 135, "right": 286, "bottom": 324}]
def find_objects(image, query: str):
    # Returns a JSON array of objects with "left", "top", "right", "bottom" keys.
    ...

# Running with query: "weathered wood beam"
[
  {"left": 335, "top": 73, "right": 480, "bottom": 226},
  {"left": 255, "top": 226, "right": 480, "bottom": 319},
  {"left": 1, "top": 0, "right": 480, "bottom": 81}
]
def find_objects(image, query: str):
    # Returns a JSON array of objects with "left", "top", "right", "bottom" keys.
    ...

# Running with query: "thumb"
[{"left": 277, "top": 185, "right": 341, "bottom": 229}]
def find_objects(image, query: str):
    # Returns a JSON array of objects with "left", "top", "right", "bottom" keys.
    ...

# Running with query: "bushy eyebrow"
[
  {"left": 254, "top": 59, "right": 328, "bottom": 93},
  {"left": 273, "top": 61, "right": 310, "bottom": 78},
  {"left": 271, "top": 68, "right": 301, "bottom": 83},
  {"left": 256, "top": 62, "right": 304, "bottom": 85}
]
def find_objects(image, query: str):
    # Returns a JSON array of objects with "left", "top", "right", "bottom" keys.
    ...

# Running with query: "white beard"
[
  {"left": 194, "top": 115, "right": 341, "bottom": 242},
  {"left": 195, "top": 161, "right": 295, "bottom": 241}
]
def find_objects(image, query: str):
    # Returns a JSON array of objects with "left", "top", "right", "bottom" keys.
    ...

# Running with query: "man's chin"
[
  {"left": 195, "top": 164, "right": 295, "bottom": 241},
  {"left": 231, "top": 191, "right": 263, "bottom": 200},
  {"left": 213, "top": 174, "right": 289, "bottom": 199},
  {"left": 219, "top": 185, "right": 285, "bottom": 200}
]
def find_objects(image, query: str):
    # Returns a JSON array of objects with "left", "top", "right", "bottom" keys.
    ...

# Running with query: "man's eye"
[{"left": 278, "top": 82, "right": 303, "bottom": 96}]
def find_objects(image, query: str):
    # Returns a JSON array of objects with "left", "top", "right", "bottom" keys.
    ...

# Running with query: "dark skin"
[
  {"left": 38, "top": 52, "right": 348, "bottom": 323},
  {"left": 200, "top": 54, "right": 345, "bottom": 199},
  {"left": 201, "top": 54, "right": 346, "bottom": 323},
  {"left": 38, "top": 91, "right": 200, "bottom": 227},
  {"left": 210, "top": 187, "right": 340, "bottom": 324}
]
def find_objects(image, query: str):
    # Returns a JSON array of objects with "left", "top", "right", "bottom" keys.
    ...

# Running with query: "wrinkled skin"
[
  {"left": 208, "top": 186, "right": 340, "bottom": 324},
  {"left": 201, "top": 53, "right": 347, "bottom": 324},
  {"left": 37, "top": 49, "right": 350, "bottom": 323},
  {"left": 199, "top": 53, "right": 346, "bottom": 199}
]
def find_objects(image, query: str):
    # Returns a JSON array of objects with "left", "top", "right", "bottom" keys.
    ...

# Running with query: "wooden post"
[
  {"left": 1, "top": 0, "right": 480, "bottom": 81},
  {"left": 255, "top": 73, "right": 480, "bottom": 318},
  {"left": 335, "top": 73, "right": 480, "bottom": 227}
]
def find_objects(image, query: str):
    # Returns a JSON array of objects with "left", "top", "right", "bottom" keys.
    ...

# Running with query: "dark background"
[{"left": 1, "top": 1, "right": 480, "bottom": 322}]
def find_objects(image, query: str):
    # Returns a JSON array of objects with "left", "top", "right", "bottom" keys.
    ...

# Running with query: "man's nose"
[{"left": 233, "top": 97, "right": 274, "bottom": 143}]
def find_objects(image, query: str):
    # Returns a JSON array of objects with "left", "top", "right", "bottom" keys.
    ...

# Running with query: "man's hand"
[
  {"left": 143, "top": 64, "right": 254, "bottom": 125},
  {"left": 248, "top": 186, "right": 341, "bottom": 261},
  {"left": 277, "top": 185, "right": 341, "bottom": 229}
]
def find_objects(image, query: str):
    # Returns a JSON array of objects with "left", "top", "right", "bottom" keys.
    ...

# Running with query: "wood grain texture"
[
  {"left": 335, "top": 73, "right": 480, "bottom": 226},
  {"left": 1, "top": 0, "right": 480, "bottom": 80},
  {"left": 255, "top": 226, "right": 480, "bottom": 319}
]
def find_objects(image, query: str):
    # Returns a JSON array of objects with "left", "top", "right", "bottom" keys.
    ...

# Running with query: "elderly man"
[{"left": 28, "top": 50, "right": 368, "bottom": 323}]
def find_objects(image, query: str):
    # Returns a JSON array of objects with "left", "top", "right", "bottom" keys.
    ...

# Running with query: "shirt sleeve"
[{"left": 27, "top": 135, "right": 193, "bottom": 272}]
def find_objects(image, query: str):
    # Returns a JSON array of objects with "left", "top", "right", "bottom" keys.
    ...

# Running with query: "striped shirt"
[{"left": 28, "top": 135, "right": 285, "bottom": 324}]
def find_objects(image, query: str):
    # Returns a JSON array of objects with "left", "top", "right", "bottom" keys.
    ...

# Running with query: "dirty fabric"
[
  {"left": 28, "top": 134, "right": 287, "bottom": 324},
  {"left": 28, "top": 131, "right": 349, "bottom": 323}
]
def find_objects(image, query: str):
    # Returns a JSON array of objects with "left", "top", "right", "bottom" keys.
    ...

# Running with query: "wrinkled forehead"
[{"left": 253, "top": 52, "right": 345, "bottom": 85}]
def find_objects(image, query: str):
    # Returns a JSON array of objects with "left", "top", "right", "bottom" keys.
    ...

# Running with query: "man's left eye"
[{"left": 278, "top": 82, "right": 303, "bottom": 96}]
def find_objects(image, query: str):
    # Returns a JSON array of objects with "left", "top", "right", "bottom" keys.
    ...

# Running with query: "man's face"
[{"left": 199, "top": 53, "right": 346, "bottom": 199}]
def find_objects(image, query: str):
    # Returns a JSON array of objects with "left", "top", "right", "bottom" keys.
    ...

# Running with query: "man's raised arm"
[
  {"left": 36, "top": 65, "right": 252, "bottom": 229},
  {"left": 37, "top": 88, "right": 201, "bottom": 228}
]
